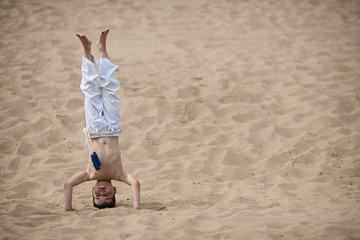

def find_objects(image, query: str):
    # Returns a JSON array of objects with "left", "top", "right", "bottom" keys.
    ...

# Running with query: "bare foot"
[
  {"left": 96, "top": 28, "right": 110, "bottom": 59},
  {"left": 76, "top": 33, "right": 93, "bottom": 62},
  {"left": 76, "top": 33, "right": 92, "bottom": 51}
]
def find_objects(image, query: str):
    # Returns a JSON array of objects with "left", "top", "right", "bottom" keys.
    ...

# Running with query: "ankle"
[
  {"left": 98, "top": 48, "right": 108, "bottom": 57},
  {"left": 97, "top": 45, "right": 106, "bottom": 52},
  {"left": 100, "top": 53, "right": 110, "bottom": 59},
  {"left": 84, "top": 53, "right": 93, "bottom": 62}
]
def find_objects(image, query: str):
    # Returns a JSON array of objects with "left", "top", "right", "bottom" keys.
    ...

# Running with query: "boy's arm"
[
  {"left": 64, "top": 171, "right": 90, "bottom": 211},
  {"left": 119, "top": 171, "right": 140, "bottom": 209}
]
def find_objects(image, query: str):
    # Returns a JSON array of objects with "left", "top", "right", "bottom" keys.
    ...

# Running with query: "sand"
[{"left": 1, "top": 0, "right": 360, "bottom": 239}]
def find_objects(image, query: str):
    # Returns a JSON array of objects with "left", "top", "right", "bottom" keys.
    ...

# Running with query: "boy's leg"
[
  {"left": 99, "top": 58, "right": 121, "bottom": 132},
  {"left": 97, "top": 29, "right": 122, "bottom": 132},
  {"left": 77, "top": 33, "right": 105, "bottom": 133},
  {"left": 96, "top": 28, "right": 110, "bottom": 59},
  {"left": 76, "top": 33, "right": 93, "bottom": 62}
]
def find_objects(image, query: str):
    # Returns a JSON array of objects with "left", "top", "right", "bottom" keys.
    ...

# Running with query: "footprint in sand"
[
  {"left": 8, "top": 156, "right": 22, "bottom": 171},
  {"left": 220, "top": 92, "right": 263, "bottom": 104},
  {"left": 232, "top": 111, "right": 260, "bottom": 123},
  {"left": 177, "top": 86, "right": 200, "bottom": 98},
  {"left": 17, "top": 142, "right": 36, "bottom": 156},
  {"left": 0, "top": 138, "right": 18, "bottom": 154},
  {"left": 66, "top": 98, "right": 83, "bottom": 111},
  {"left": 33, "top": 116, "right": 52, "bottom": 132}
]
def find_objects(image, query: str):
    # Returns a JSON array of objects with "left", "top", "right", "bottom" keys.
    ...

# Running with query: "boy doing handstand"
[{"left": 64, "top": 29, "right": 140, "bottom": 211}]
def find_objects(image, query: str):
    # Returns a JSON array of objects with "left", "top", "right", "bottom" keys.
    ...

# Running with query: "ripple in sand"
[
  {"left": 274, "top": 127, "right": 304, "bottom": 139},
  {"left": 9, "top": 181, "right": 41, "bottom": 199},
  {"left": 340, "top": 111, "right": 360, "bottom": 125},
  {"left": 0, "top": 118, "right": 19, "bottom": 130}
]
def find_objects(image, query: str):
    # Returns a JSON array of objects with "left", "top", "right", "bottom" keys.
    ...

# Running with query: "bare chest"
[
  {"left": 88, "top": 160, "right": 122, "bottom": 180},
  {"left": 87, "top": 137, "right": 123, "bottom": 180}
]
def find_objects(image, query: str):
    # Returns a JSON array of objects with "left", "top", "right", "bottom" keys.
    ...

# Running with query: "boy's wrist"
[{"left": 65, "top": 203, "right": 73, "bottom": 211}]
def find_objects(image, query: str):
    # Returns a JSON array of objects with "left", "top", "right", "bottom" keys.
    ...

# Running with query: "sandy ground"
[{"left": 1, "top": 0, "right": 360, "bottom": 239}]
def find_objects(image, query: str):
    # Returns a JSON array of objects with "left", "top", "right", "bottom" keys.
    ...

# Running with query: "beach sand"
[{"left": 1, "top": 0, "right": 360, "bottom": 239}]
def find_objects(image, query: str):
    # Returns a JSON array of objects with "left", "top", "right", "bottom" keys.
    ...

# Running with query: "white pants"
[{"left": 80, "top": 56, "right": 121, "bottom": 138}]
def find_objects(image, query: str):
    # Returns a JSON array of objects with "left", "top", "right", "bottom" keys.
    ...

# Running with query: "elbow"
[
  {"left": 64, "top": 180, "right": 71, "bottom": 190},
  {"left": 131, "top": 180, "right": 140, "bottom": 191},
  {"left": 134, "top": 180, "right": 140, "bottom": 189}
]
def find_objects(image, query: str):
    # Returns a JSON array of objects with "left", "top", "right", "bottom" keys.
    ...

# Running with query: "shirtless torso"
[{"left": 87, "top": 137, "right": 123, "bottom": 181}]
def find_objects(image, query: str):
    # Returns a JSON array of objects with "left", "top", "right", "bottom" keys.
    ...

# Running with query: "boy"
[{"left": 64, "top": 29, "right": 140, "bottom": 211}]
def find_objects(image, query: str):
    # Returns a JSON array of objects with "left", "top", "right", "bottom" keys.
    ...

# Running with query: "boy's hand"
[{"left": 65, "top": 207, "right": 76, "bottom": 211}]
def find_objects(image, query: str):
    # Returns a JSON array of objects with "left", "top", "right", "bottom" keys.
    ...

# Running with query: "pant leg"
[
  {"left": 98, "top": 58, "right": 121, "bottom": 132},
  {"left": 80, "top": 56, "right": 107, "bottom": 134}
]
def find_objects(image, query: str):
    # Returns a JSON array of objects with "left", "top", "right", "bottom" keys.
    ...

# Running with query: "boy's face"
[{"left": 92, "top": 181, "right": 116, "bottom": 206}]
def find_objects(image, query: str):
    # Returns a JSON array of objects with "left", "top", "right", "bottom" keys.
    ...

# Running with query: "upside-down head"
[{"left": 92, "top": 180, "right": 116, "bottom": 209}]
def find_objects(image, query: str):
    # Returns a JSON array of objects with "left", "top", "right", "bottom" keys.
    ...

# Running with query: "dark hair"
[{"left": 93, "top": 194, "right": 116, "bottom": 209}]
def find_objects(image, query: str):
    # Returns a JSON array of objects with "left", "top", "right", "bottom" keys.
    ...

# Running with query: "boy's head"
[{"left": 92, "top": 180, "right": 116, "bottom": 209}]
